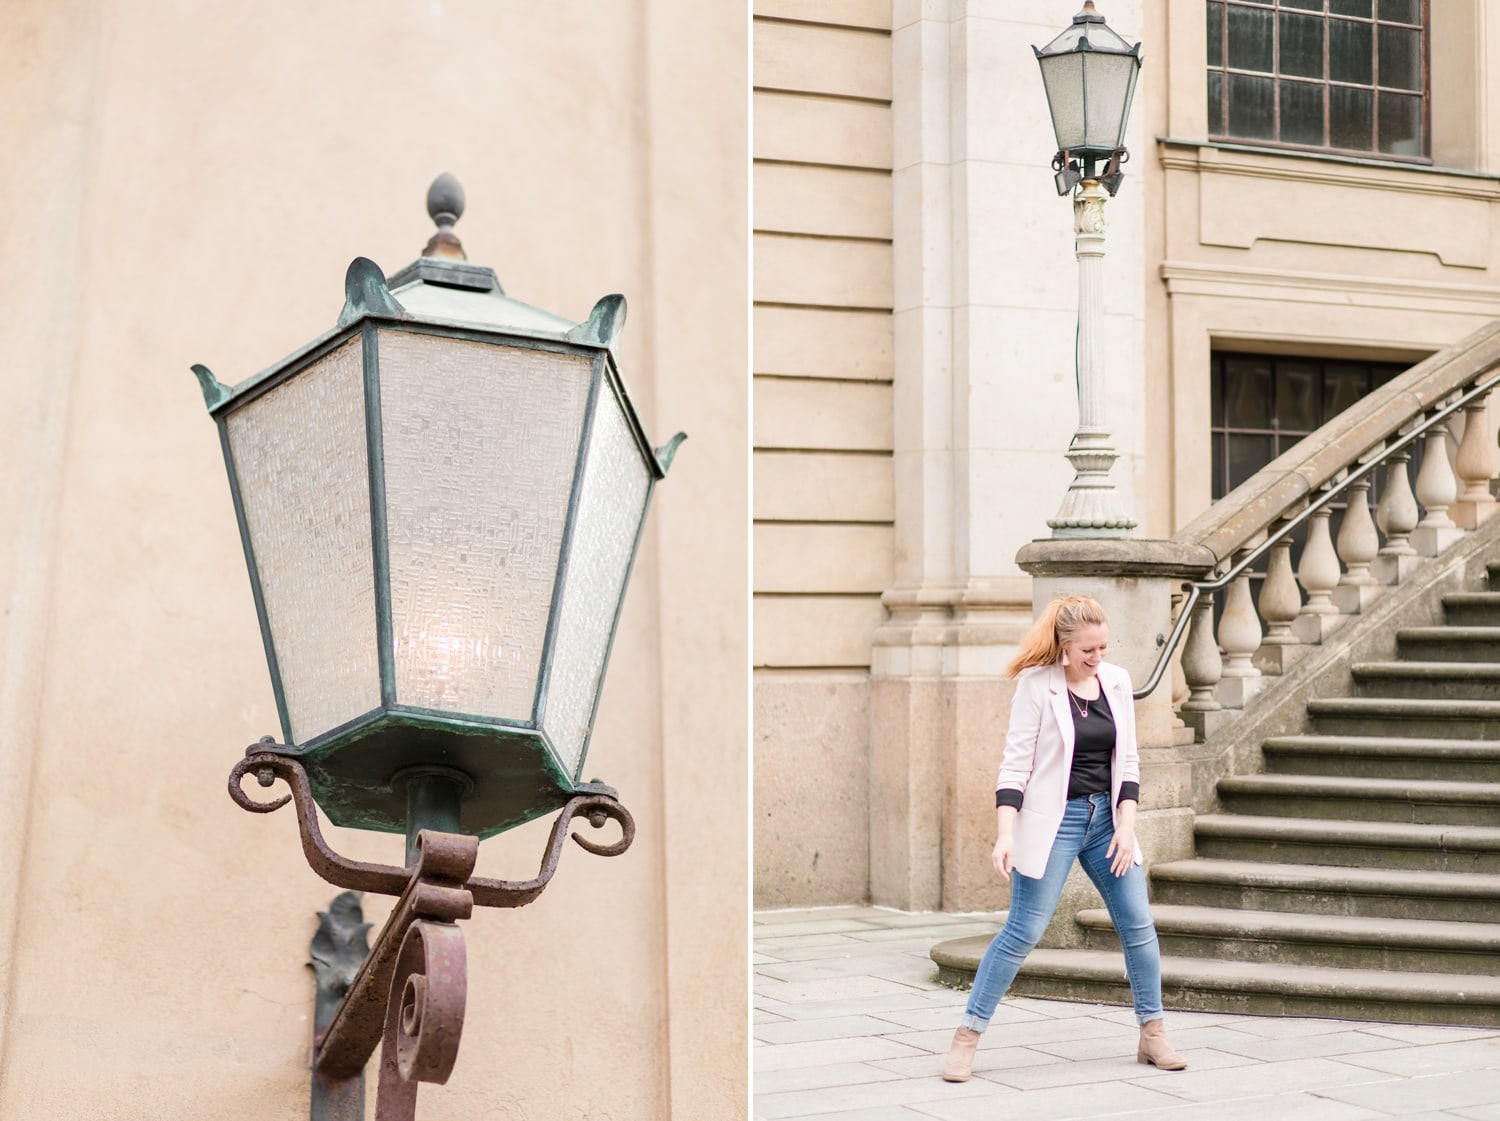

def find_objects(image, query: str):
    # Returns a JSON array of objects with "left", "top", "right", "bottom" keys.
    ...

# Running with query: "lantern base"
[{"left": 281, "top": 708, "right": 586, "bottom": 839}]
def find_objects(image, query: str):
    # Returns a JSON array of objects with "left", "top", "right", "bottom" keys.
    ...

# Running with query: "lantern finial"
[{"left": 424, "top": 172, "right": 467, "bottom": 261}]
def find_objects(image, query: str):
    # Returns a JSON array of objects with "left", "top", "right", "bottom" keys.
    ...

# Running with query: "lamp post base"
[{"left": 1047, "top": 429, "right": 1136, "bottom": 538}]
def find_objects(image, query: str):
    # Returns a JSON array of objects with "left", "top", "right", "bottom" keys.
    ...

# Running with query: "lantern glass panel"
[
  {"left": 225, "top": 337, "right": 380, "bottom": 743},
  {"left": 1039, "top": 51, "right": 1086, "bottom": 151},
  {"left": 1083, "top": 51, "right": 1139, "bottom": 149},
  {"left": 541, "top": 379, "right": 653, "bottom": 774},
  {"left": 377, "top": 329, "right": 594, "bottom": 722}
]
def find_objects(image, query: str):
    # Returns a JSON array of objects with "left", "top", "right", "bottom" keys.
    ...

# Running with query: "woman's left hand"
[{"left": 1106, "top": 825, "right": 1136, "bottom": 877}]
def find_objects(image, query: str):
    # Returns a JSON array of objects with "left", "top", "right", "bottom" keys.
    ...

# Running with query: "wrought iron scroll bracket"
[{"left": 228, "top": 748, "right": 635, "bottom": 1121}]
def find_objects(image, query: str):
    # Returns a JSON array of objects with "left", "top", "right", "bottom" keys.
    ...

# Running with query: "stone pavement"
[{"left": 754, "top": 905, "right": 1500, "bottom": 1121}]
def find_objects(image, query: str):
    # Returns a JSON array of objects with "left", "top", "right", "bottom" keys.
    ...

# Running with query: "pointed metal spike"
[
  {"left": 655, "top": 431, "right": 687, "bottom": 475},
  {"left": 337, "top": 257, "right": 407, "bottom": 327},
  {"left": 191, "top": 363, "right": 231, "bottom": 411},
  {"left": 566, "top": 294, "right": 627, "bottom": 350}
]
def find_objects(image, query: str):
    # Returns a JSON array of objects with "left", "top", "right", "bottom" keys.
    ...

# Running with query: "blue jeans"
[{"left": 961, "top": 791, "right": 1164, "bottom": 1029}]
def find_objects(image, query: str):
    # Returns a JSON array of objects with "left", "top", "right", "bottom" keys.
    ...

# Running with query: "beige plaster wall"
[{"left": 0, "top": 3, "right": 746, "bottom": 1118}]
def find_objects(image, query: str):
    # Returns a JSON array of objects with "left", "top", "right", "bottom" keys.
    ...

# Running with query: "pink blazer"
[{"left": 996, "top": 660, "right": 1143, "bottom": 879}]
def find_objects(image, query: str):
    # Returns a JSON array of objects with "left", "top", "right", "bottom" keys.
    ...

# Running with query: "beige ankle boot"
[
  {"left": 941, "top": 1026, "right": 981, "bottom": 1082},
  {"left": 1137, "top": 1018, "right": 1187, "bottom": 1070}
]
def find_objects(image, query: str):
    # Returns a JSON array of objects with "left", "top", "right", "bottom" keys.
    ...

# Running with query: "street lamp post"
[
  {"left": 195, "top": 174, "right": 683, "bottom": 1121},
  {"left": 1034, "top": 1, "right": 1142, "bottom": 538}
]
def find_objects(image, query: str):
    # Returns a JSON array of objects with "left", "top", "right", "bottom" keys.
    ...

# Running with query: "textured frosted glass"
[
  {"left": 226, "top": 337, "right": 379, "bottom": 743},
  {"left": 379, "top": 331, "right": 592, "bottom": 720},
  {"left": 542, "top": 383, "right": 652, "bottom": 774}
]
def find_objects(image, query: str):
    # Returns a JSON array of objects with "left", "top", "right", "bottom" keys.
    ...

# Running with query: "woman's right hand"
[{"left": 991, "top": 835, "right": 1013, "bottom": 883}]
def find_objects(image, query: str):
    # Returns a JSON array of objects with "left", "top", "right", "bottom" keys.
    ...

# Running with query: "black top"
[
  {"left": 1066, "top": 686, "right": 1115, "bottom": 798},
  {"left": 995, "top": 682, "right": 1141, "bottom": 810}
]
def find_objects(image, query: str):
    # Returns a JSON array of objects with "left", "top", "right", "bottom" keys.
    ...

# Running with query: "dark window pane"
[
  {"left": 1212, "top": 358, "right": 1224, "bottom": 425},
  {"left": 1212, "top": 431, "right": 1226, "bottom": 498},
  {"left": 1208, "top": 2, "right": 1225, "bottom": 65},
  {"left": 1276, "top": 362, "right": 1321, "bottom": 431},
  {"left": 1330, "top": 0, "right": 1372, "bottom": 15},
  {"left": 1372, "top": 365, "right": 1402, "bottom": 389},
  {"left": 1228, "top": 73, "right": 1276, "bottom": 138},
  {"left": 1378, "top": 91, "right": 1423, "bottom": 154},
  {"left": 1279, "top": 81, "right": 1325, "bottom": 144},
  {"left": 1228, "top": 434, "right": 1275, "bottom": 490},
  {"left": 1323, "top": 364, "right": 1369, "bottom": 417},
  {"left": 1330, "top": 84, "right": 1373, "bottom": 149},
  {"left": 1378, "top": 24, "right": 1422, "bottom": 90},
  {"left": 1209, "top": 71, "right": 1225, "bottom": 132},
  {"left": 1227, "top": 6, "right": 1274, "bottom": 71},
  {"left": 1329, "top": 18, "right": 1373, "bottom": 83},
  {"left": 1283, "top": 0, "right": 1324, "bottom": 9},
  {"left": 1280, "top": 13, "right": 1326, "bottom": 77},
  {"left": 1225, "top": 357, "right": 1273, "bottom": 428},
  {"left": 1379, "top": 0, "right": 1419, "bottom": 23}
]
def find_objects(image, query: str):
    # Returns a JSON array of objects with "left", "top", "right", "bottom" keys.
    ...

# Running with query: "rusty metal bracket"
[{"left": 229, "top": 747, "right": 635, "bottom": 1121}]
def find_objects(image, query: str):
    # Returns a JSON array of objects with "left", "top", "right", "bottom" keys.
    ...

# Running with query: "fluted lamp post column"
[
  {"left": 1034, "top": 2, "right": 1142, "bottom": 538},
  {"left": 195, "top": 174, "right": 685, "bottom": 1121}
]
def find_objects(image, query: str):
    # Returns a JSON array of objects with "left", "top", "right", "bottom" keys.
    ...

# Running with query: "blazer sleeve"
[
  {"left": 996, "top": 670, "right": 1045, "bottom": 807},
  {"left": 1111, "top": 663, "right": 1141, "bottom": 794}
]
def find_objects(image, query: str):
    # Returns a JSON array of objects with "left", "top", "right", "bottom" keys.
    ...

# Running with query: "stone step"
[
  {"left": 1193, "top": 814, "right": 1500, "bottom": 873},
  {"left": 1351, "top": 660, "right": 1500, "bottom": 701},
  {"left": 1075, "top": 903, "right": 1500, "bottom": 974},
  {"left": 1397, "top": 625, "right": 1500, "bottom": 662},
  {"left": 1149, "top": 858, "right": 1500, "bottom": 922},
  {"left": 1262, "top": 735, "right": 1500, "bottom": 781},
  {"left": 1443, "top": 592, "right": 1500, "bottom": 626},
  {"left": 1306, "top": 697, "right": 1500, "bottom": 740},
  {"left": 1216, "top": 773, "right": 1500, "bottom": 826},
  {"left": 928, "top": 941, "right": 1500, "bottom": 1026}
]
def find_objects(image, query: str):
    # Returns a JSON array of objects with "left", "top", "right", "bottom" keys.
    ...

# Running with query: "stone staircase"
[{"left": 934, "top": 560, "right": 1500, "bottom": 1026}]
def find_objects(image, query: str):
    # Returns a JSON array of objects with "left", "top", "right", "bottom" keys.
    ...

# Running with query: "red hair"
[{"left": 1005, "top": 595, "right": 1109, "bottom": 678}]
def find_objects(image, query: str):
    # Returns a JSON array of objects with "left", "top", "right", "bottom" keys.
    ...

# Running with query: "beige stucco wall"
[{"left": 0, "top": 3, "right": 746, "bottom": 1118}]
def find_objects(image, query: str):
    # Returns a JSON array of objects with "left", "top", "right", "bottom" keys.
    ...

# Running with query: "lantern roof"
[
  {"left": 193, "top": 172, "right": 628, "bottom": 418},
  {"left": 1036, "top": 1, "right": 1137, "bottom": 57}
]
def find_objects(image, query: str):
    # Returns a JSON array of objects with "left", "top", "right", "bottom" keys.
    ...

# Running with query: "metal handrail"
[{"left": 1132, "top": 367, "right": 1500, "bottom": 700}]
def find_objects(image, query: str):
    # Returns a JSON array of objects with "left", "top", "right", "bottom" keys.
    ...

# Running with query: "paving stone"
[
  {"left": 906, "top": 1078, "right": 1183, "bottom": 1120},
  {"left": 1028, "top": 1025, "right": 1259, "bottom": 1062},
  {"left": 756, "top": 1009, "right": 791, "bottom": 1025},
  {"left": 756, "top": 991, "right": 939, "bottom": 1023},
  {"left": 753, "top": 1034, "right": 931, "bottom": 1073},
  {"left": 984, "top": 1046, "right": 1250, "bottom": 1091},
  {"left": 760, "top": 953, "right": 933, "bottom": 983},
  {"left": 866, "top": 1043, "right": 1063, "bottom": 1080},
  {"left": 751, "top": 1060, "right": 908, "bottom": 1095},
  {"left": 756, "top": 906, "right": 888, "bottom": 925},
  {"left": 1107, "top": 1089, "right": 1384, "bottom": 1121},
  {"left": 1453, "top": 1105, "right": 1500, "bottom": 1120},
  {"left": 1361, "top": 1023, "right": 1500, "bottom": 1044},
  {"left": 753, "top": 1107, "right": 932, "bottom": 1121},
  {"left": 1198, "top": 1028, "right": 1407, "bottom": 1063},
  {"left": 754, "top": 932, "right": 869, "bottom": 954},
  {"left": 753, "top": 1071, "right": 1001, "bottom": 1119},
  {"left": 1217, "top": 1015, "right": 1377, "bottom": 1039},
  {"left": 754, "top": 1015, "right": 913, "bottom": 1046},
  {"left": 757, "top": 976, "right": 921, "bottom": 1004},
  {"left": 1137, "top": 1056, "right": 1388, "bottom": 1103},
  {"left": 1335, "top": 1036, "right": 1500, "bottom": 1077},
  {"left": 1317, "top": 1069, "right": 1500, "bottom": 1115}
]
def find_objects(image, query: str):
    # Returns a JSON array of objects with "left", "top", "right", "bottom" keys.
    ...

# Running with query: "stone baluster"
[
  {"left": 1293, "top": 506, "right": 1343, "bottom": 644},
  {"left": 1255, "top": 533, "right": 1303, "bottom": 676},
  {"left": 1333, "top": 477, "right": 1379, "bottom": 614},
  {"left": 1454, "top": 390, "right": 1498, "bottom": 528},
  {"left": 1412, "top": 424, "right": 1463, "bottom": 555},
  {"left": 1374, "top": 446, "right": 1419, "bottom": 585},
  {"left": 1179, "top": 591, "right": 1227, "bottom": 742},
  {"left": 1216, "top": 549, "right": 1264, "bottom": 709}
]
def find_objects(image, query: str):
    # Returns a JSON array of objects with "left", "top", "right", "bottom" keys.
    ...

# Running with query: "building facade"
[
  {"left": 0, "top": 3, "right": 747, "bottom": 1117},
  {"left": 754, "top": 0, "right": 1500, "bottom": 910}
]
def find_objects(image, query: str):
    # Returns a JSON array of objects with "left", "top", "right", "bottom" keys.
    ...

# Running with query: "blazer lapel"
[{"left": 1048, "top": 663, "right": 1075, "bottom": 760}]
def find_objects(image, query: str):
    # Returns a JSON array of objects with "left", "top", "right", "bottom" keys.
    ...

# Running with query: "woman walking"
[{"left": 942, "top": 594, "right": 1186, "bottom": 1081}]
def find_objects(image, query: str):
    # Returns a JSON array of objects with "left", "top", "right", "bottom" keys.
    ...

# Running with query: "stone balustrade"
[{"left": 1152, "top": 320, "right": 1500, "bottom": 740}]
